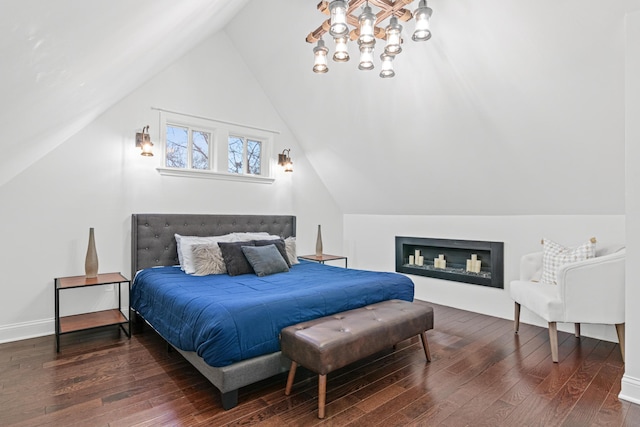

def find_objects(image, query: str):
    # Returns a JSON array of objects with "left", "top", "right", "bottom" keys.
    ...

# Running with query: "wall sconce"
[
  {"left": 135, "top": 125, "right": 154, "bottom": 156},
  {"left": 278, "top": 149, "right": 293, "bottom": 172}
]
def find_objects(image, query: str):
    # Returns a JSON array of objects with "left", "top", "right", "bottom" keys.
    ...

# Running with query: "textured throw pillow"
[
  {"left": 285, "top": 236, "right": 299, "bottom": 265},
  {"left": 175, "top": 233, "right": 236, "bottom": 274},
  {"left": 541, "top": 238, "right": 596, "bottom": 284},
  {"left": 191, "top": 244, "right": 227, "bottom": 276},
  {"left": 254, "top": 239, "right": 291, "bottom": 267},
  {"left": 241, "top": 245, "right": 290, "bottom": 277},
  {"left": 218, "top": 241, "right": 256, "bottom": 276}
]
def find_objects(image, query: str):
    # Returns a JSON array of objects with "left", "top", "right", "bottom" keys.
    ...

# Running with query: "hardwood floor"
[{"left": 1, "top": 303, "right": 638, "bottom": 426}]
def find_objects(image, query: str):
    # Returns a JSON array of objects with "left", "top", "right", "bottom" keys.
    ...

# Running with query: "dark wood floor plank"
[
  {"left": 623, "top": 400, "right": 640, "bottom": 426},
  {"left": 0, "top": 302, "right": 637, "bottom": 427}
]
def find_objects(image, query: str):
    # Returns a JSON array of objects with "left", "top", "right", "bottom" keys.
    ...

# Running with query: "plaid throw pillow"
[{"left": 541, "top": 238, "right": 596, "bottom": 284}]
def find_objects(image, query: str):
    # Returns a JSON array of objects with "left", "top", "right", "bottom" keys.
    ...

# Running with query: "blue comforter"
[{"left": 131, "top": 261, "right": 414, "bottom": 367}]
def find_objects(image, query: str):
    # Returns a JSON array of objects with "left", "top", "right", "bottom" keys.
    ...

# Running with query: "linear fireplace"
[{"left": 395, "top": 236, "right": 504, "bottom": 288}]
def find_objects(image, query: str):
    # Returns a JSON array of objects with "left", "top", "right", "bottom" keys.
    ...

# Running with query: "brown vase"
[
  {"left": 315, "top": 225, "right": 323, "bottom": 257},
  {"left": 85, "top": 228, "right": 99, "bottom": 278}
]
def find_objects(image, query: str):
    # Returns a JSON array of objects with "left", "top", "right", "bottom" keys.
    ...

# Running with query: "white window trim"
[
  {"left": 156, "top": 167, "right": 275, "bottom": 183},
  {"left": 155, "top": 108, "right": 278, "bottom": 183}
]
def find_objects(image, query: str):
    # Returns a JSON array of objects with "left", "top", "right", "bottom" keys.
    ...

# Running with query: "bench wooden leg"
[
  {"left": 285, "top": 361, "right": 297, "bottom": 395},
  {"left": 574, "top": 323, "right": 581, "bottom": 338},
  {"left": 514, "top": 302, "right": 521, "bottom": 334},
  {"left": 318, "top": 374, "right": 327, "bottom": 419},
  {"left": 420, "top": 331, "right": 431, "bottom": 362}
]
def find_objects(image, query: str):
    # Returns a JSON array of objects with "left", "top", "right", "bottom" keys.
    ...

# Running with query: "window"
[
  {"left": 156, "top": 110, "right": 277, "bottom": 183},
  {"left": 166, "top": 126, "right": 211, "bottom": 170},
  {"left": 228, "top": 136, "right": 262, "bottom": 175}
]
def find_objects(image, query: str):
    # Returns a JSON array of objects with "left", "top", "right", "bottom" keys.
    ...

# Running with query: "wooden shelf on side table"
[{"left": 54, "top": 272, "right": 131, "bottom": 352}]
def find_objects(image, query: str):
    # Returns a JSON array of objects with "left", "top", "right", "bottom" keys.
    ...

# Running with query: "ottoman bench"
[{"left": 280, "top": 299, "right": 434, "bottom": 418}]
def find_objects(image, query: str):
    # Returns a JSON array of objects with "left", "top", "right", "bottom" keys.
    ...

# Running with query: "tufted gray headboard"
[{"left": 131, "top": 213, "right": 296, "bottom": 278}]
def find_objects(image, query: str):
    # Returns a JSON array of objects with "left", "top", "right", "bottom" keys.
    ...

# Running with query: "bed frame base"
[{"left": 134, "top": 309, "right": 291, "bottom": 409}]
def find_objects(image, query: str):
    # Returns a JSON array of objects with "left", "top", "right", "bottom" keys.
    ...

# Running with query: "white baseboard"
[
  {"left": 0, "top": 318, "right": 53, "bottom": 344},
  {"left": 620, "top": 374, "right": 640, "bottom": 405}
]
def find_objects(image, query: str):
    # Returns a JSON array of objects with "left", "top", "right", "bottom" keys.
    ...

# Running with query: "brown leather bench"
[{"left": 280, "top": 299, "right": 434, "bottom": 418}]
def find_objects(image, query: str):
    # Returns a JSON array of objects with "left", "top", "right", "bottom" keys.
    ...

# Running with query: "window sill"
[{"left": 156, "top": 168, "right": 275, "bottom": 184}]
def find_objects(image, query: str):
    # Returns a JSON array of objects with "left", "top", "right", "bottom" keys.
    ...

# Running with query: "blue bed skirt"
[{"left": 131, "top": 260, "right": 414, "bottom": 367}]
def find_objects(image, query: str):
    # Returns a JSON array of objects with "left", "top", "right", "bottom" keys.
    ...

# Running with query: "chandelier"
[{"left": 307, "top": 0, "right": 433, "bottom": 78}]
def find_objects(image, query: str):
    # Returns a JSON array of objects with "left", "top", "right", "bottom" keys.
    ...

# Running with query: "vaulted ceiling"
[
  {"left": 227, "top": 0, "right": 631, "bottom": 215},
  {"left": 0, "top": 0, "right": 248, "bottom": 187},
  {"left": 1, "top": 0, "right": 636, "bottom": 215}
]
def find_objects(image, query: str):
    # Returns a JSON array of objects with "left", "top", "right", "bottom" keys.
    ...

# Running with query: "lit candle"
[
  {"left": 466, "top": 259, "right": 472, "bottom": 272},
  {"left": 471, "top": 254, "right": 477, "bottom": 262},
  {"left": 415, "top": 250, "right": 421, "bottom": 260},
  {"left": 418, "top": 256, "right": 424, "bottom": 266},
  {"left": 439, "top": 254, "right": 445, "bottom": 260},
  {"left": 409, "top": 255, "right": 415, "bottom": 265}
]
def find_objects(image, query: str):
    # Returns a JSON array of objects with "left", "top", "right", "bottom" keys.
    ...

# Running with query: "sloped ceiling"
[
  {"left": 0, "top": 0, "right": 248, "bottom": 187},
  {"left": 226, "top": 0, "right": 633, "bottom": 215}
]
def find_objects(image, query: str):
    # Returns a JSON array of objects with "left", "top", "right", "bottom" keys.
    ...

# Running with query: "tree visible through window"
[
  {"left": 192, "top": 131, "right": 210, "bottom": 170},
  {"left": 228, "top": 136, "right": 262, "bottom": 175},
  {"left": 166, "top": 125, "right": 188, "bottom": 168},
  {"left": 166, "top": 125, "right": 210, "bottom": 170}
]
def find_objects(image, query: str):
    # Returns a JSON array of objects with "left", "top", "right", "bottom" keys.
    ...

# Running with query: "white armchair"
[{"left": 510, "top": 245, "right": 625, "bottom": 363}]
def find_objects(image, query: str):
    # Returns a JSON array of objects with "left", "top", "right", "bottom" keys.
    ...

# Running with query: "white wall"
[
  {"left": 344, "top": 214, "right": 625, "bottom": 342},
  {"left": 620, "top": 8, "right": 640, "bottom": 405},
  {"left": 0, "top": 31, "right": 342, "bottom": 343}
]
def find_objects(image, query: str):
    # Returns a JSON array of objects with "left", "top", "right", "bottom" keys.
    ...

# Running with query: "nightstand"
[
  {"left": 298, "top": 254, "right": 348, "bottom": 268},
  {"left": 54, "top": 272, "right": 131, "bottom": 352}
]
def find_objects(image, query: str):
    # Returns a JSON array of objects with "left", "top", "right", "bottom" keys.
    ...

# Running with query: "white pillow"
[
  {"left": 175, "top": 233, "right": 237, "bottom": 274},
  {"left": 285, "top": 236, "right": 299, "bottom": 265},
  {"left": 541, "top": 238, "right": 596, "bottom": 284},
  {"left": 232, "top": 232, "right": 280, "bottom": 241}
]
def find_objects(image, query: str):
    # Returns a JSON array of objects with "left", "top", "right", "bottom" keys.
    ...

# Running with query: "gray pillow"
[
  {"left": 254, "top": 239, "right": 291, "bottom": 267},
  {"left": 241, "top": 244, "right": 290, "bottom": 277},
  {"left": 218, "top": 241, "right": 256, "bottom": 276}
]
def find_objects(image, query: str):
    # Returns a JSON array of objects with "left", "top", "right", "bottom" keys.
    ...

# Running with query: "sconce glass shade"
[
  {"left": 358, "top": 4, "right": 376, "bottom": 46},
  {"left": 313, "top": 39, "right": 329, "bottom": 73},
  {"left": 333, "top": 36, "right": 350, "bottom": 62},
  {"left": 358, "top": 43, "right": 375, "bottom": 70},
  {"left": 136, "top": 126, "right": 154, "bottom": 156},
  {"left": 412, "top": 0, "right": 433, "bottom": 41},
  {"left": 141, "top": 140, "right": 154, "bottom": 156},
  {"left": 379, "top": 53, "right": 395, "bottom": 78},
  {"left": 329, "top": 0, "right": 349, "bottom": 37},
  {"left": 284, "top": 161, "right": 293, "bottom": 172},
  {"left": 385, "top": 17, "right": 403, "bottom": 55}
]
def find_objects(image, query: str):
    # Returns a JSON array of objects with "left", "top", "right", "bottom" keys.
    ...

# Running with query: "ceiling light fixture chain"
[{"left": 309, "top": 0, "right": 433, "bottom": 78}]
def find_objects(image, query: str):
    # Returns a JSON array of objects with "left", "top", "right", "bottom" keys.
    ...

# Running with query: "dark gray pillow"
[
  {"left": 218, "top": 241, "right": 255, "bottom": 276},
  {"left": 241, "top": 244, "right": 290, "bottom": 277},
  {"left": 253, "top": 239, "right": 291, "bottom": 267}
]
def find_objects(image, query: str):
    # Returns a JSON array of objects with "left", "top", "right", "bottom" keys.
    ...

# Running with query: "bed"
[{"left": 130, "top": 213, "right": 414, "bottom": 409}]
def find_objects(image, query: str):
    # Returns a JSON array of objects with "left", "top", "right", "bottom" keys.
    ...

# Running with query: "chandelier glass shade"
[
  {"left": 313, "top": 39, "right": 330, "bottom": 73},
  {"left": 307, "top": 0, "right": 433, "bottom": 78}
]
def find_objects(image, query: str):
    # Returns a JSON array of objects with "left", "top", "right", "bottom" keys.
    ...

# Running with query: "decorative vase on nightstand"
[
  {"left": 315, "top": 225, "right": 323, "bottom": 257},
  {"left": 85, "top": 227, "right": 99, "bottom": 278}
]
